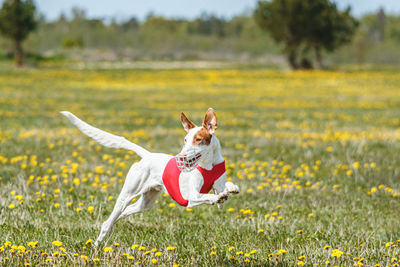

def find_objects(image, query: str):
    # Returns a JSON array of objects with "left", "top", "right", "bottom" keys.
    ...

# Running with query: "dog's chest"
[{"left": 162, "top": 158, "right": 225, "bottom": 206}]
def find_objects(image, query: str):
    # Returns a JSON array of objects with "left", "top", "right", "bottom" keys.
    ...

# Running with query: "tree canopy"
[
  {"left": 0, "top": 0, "right": 37, "bottom": 66},
  {"left": 254, "top": 0, "right": 358, "bottom": 69}
]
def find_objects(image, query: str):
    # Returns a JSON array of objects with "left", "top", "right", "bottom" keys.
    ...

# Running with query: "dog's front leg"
[
  {"left": 186, "top": 192, "right": 225, "bottom": 208},
  {"left": 182, "top": 173, "right": 227, "bottom": 208},
  {"left": 212, "top": 173, "right": 229, "bottom": 209}
]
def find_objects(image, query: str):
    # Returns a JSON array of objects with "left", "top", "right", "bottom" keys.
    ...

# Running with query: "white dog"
[{"left": 61, "top": 108, "right": 239, "bottom": 247}]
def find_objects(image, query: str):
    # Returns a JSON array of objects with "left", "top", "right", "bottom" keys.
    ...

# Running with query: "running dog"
[{"left": 61, "top": 108, "right": 239, "bottom": 247}]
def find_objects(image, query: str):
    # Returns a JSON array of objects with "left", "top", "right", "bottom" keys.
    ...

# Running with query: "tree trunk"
[
  {"left": 314, "top": 46, "right": 323, "bottom": 69},
  {"left": 15, "top": 40, "right": 23, "bottom": 67},
  {"left": 287, "top": 49, "right": 299, "bottom": 70}
]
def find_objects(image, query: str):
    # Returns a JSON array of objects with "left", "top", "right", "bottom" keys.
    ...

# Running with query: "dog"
[{"left": 61, "top": 108, "right": 239, "bottom": 247}]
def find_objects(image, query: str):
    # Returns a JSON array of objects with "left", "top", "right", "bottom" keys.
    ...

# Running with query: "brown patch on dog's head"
[
  {"left": 193, "top": 127, "right": 212, "bottom": 145},
  {"left": 181, "top": 112, "right": 196, "bottom": 132},
  {"left": 203, "top": 108, "right": 217, "bottom": 134}
]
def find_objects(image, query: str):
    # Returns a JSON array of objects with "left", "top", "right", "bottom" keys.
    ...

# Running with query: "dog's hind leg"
[
  {"left": 116, "top": 186, "right": 162, "bottom": 222},
  {"left": 94, "top": 162, "right": 149, "bottom": 247}
]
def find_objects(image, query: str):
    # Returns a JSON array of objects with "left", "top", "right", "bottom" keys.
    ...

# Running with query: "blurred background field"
[
  {"left": 1, "top": 0, "right": 400, "bottom": 266},
  {"left": 0, "top": 1, "right": 400, "bottom": 68},
  {"left": 1, "top": 68, "right": 400, "bottom": 266}
]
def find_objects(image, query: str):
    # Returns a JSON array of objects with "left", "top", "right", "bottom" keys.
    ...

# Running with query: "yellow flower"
[
  {"left": 228, "top": 246, "right": 235, "bottom": 251},
  {"left": 88, "top": 206, "right": 94, "bottom": 213},
  {"left": 166, "top": 246, "right": 176, "bottom": 251},
  {"left": 297, "top": 261, "right": 305, "bottom": 266},
  {"left": 52, "top": 240, "right": 62, "bottom": 247},
  {"left": 169, "top": 203, "right": 176, "bottom": 208},
  {"left": 277, "top": 249, "right": 287, "bottom": 255},
  {"left": 331, "top": 249, "right": 343, "bottom": 258},
  {"left": 131, "top": 244, "right": 139, "bottom": 250},
  {"left": 8, "top": 203, "right": 15, "bottom": 209},
  {"left": 27, "top": 241, "right": 38, "bottom": 248},
  {"left": 85, "top": 239, "right": 92, "bottom": 245},
  {"left": 151, "top": 259, "right": 158, "bottom": 264},
  {"left": 155, "top": 252, "right": 162, "bottom": 257},
  {"left": 104, "top": 247, "right": 113, "bottom": 252},
  {"left": 258, "top": 229, "right": 264, "bottom": 233}
]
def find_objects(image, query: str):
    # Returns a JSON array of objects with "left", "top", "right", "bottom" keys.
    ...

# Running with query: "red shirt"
[{"left": 162, "top": 158, "right": 226, "bottom": 206}]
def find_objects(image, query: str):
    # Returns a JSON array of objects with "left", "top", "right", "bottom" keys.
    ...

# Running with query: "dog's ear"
[
  {"left": 181, "top": 112, "right": 196, "bottom": 132},
  {"left": 203, "top": 108, "right": 217, "bottom": 134}
]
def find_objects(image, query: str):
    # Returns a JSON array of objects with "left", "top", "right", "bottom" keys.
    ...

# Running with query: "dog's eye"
[{"left": 196, "top": 138, "right": 202, "bottom": 142}]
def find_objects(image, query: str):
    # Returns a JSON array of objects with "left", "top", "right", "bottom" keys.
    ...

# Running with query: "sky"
[{"left": 2, "top": 0, "right": 400, "bottom": 21}]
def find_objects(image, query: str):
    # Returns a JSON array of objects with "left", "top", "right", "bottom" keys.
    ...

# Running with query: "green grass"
[{"left": 0, "top": 67, "right": 399, "bottom": 266}]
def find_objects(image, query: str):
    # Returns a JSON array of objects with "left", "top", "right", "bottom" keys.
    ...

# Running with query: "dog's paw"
[
  {"left": 229, "top": 185, "right": 240, "bottom": 194},
  {"left": 217, "top": 192, "right": 229, "bottom": 203},
  {"left": 226, "top": 182, "right": 240, "bottom": 194}
]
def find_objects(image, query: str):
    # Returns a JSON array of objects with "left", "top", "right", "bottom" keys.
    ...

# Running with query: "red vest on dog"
[{"left": 162, "top": 158, "right": 226, "bottom": 207}]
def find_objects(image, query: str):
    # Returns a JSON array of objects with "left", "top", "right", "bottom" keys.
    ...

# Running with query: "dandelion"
[
  {"left": 27, "top": 241, "right": 38, "bottom": 248},
  {"left": 151, "top": 258, "right": 158, "bottom": 264},
  {"left": 104, "top": 247, "right": 113, "bottom": 252},
  {"left": 85, "top": 239, "right": 92, "bottom": 245},
  {"left": 331, "top": 249, "right": 343, "bottom": 258},
  {"left": 297, "top": 261, "right": 305, "bottom": 266},
  {"left": 8, "top": 204, "right": 15, "bottom": 209},
  {"left": 166, "top": 246, "right": 176, "bottom": 251},
  {"left": 52, "top": 240, "right": 62, "bottom": 247},
  {"left": 228, "top": 246, "right": 235, "bottom": 251},
  {"left": 169, "top": 203, "right": 176, "bottom": 208},
  {"left": 88, "top": 206, "right": 94, "bottom": 213},
  {"left": 277, "top": 249, "right": 287, "bottom": 255}
]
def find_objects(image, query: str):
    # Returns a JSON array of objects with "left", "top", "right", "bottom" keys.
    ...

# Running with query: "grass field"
[{"left": 0, "top": 67, "right": 400, "bottom": 266}]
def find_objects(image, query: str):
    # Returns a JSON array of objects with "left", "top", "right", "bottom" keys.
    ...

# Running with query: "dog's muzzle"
[{"left": 176, "top": 148, "right": 202, "bottom": 172}]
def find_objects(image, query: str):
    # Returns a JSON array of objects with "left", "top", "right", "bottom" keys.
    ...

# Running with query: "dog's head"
[{"left": 177, "top": 108, "right": 219, "bottom": 172}]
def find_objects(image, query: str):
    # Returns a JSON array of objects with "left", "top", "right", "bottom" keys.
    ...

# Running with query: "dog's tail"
[{"left": 60, "top": 111, "right": 151, "bottom": 158}]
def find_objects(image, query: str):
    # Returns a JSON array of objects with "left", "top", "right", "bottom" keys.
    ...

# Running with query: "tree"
[
  {"left": 254, "top": 0, "right": 357, "bottom": 69},
  {"left": 0, "top": 0, "right": 37, "bottom": 66}
]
